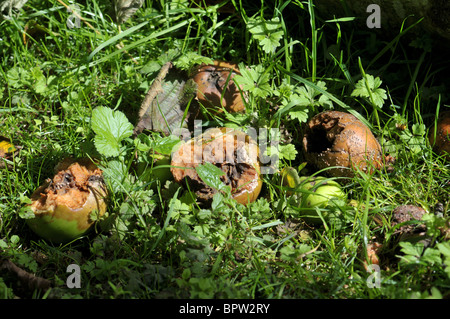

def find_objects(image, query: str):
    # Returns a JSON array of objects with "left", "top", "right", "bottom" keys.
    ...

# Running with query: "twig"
[{"left": 0, "top": 258, "right": 52, "bottom": 292}]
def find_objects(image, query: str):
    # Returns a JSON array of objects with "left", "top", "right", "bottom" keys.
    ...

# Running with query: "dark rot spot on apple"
[{"left": 171, "top": 127, "right": 262, "bottom": 206}]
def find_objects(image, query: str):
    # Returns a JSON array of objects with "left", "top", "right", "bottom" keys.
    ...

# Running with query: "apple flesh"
[
  {"left": 170, "top": 127, "right": 262, "bottom": 206},
  {"left": 26, "top": 158, "right": 108, "bottom": 244}
]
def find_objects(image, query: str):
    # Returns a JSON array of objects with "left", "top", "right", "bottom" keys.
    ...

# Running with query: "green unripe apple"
[
  {"left": 280, "top": 167, "right": 347, "bottom": 223},
  {"left": 298, "top": 176, "right": 346, "bottom": 209}
]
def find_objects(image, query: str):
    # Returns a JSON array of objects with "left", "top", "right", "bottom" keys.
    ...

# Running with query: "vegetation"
[{"left": 0, "top": 0, "right": 449, "bottom": 299}]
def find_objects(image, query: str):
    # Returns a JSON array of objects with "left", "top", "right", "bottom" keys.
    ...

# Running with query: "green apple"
[
  {"left": 298, "top": 176, "right": 346, "bottom": 208},
  {"left": 280, "top": 167, "right": 347, "bottom": 223}
]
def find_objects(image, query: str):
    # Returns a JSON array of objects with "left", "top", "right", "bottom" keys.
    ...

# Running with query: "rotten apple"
[
  {"left": 302, "top": 110, "right": 387, "bottom": 178},
  {"left": 429, "top": 111, "right": 450, "bottom": 160},
  {"left": 26, "top": 158, "right": 108, "bottom": 243},
  {"left": 170, "top": 127, "right": 262, "bottom": 205},
  {"left": 191, "top": 60, "right": 246, "bottom": 114}
]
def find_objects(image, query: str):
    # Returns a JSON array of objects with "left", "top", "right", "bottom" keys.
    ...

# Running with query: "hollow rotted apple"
[
  {"left": 26, "top": 158, "right": 108, "bottom": 243},
  {"left": 170, "top": 127, "right": 262, "bottom": 206},
  {"left": 429, "top": 111, "right": 450, "bottom": 160},
  {"left": 190, "top": 60, "right": 246, "bottom": 114},
  {"left": 302, "top": 111, "right": 387, "bottom": 178}
]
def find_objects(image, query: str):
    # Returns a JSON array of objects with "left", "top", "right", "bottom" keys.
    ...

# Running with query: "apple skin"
[
  {"left": 191, "top": 60, "right": 246, "bottom": 114},
  {"left": 281, "top": 168, "right": 347, "bottom": 223},
  {"left": 26, "top": 158, "right": 107, "bottom": 244},
  {"left": 298, "top": 176, "right": 346, "bottom": 209},
  {"left": 429, "top": 111, "right": 450, "bottom": 160}
]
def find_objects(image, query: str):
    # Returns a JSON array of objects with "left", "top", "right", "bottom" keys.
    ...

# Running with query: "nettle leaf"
[
  {"left": 91, "top": 106, "right": 134, "bottom": 157},
  {"left": 195, "top": 162, "right": 231, "bottom": 194},
  {"left": 248, "top": 16, "right": 284, "bottom": 54},
  {"left": 351, "top": 74, "right": 387, "bottom": 108}
]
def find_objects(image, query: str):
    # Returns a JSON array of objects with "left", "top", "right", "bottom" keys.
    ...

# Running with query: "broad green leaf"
[
  {"left": 399, "top": 241, "right": 424, "bottom": 257},
  {"left": 234, "top": 64, "right": 271, "bottom": 99},
  {"left": 153, "top": 135, "right": 181, "bottom": 155},
  {"left": 289, "top": 108, "right": 309, "bottom": 123},
  {"left": 195, "top": 162, "right": 230, "bottom": 194},
  {"left": 91, "top": 106, "right": 134, "bottom": 157}
]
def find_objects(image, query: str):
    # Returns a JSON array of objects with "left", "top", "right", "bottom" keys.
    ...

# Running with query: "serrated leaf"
[
  {"left": 351, "top": 74, "right": 387, "bottom": 108},
  {"left": 279, "top": 144, "right": 297, "bottom": 161},
  {"left": 234, "top": 64, "right": 271, "bottom": 99},
  {"left": 437, "top": 242, "right": 450, "bottom": 257},
  {"left": 91, "top": 106, "right": 134, "bottom": 157},
  {"left": 248, "top": 17, "right": 283, "bottom": 54},
  {"left": 153, "top": 135, "right": 181, "bottom": 155},
  {"left": 289, "top": 109, "right": 309, "bottom": 123}
]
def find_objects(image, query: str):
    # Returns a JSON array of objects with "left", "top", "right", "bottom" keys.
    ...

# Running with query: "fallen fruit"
[
  {"left": 280, "top": 167, "right": 302, "bottom": 196},
  {"left": 191, "top": 60, "right": 246, "bottom": 114},
  {"left": 171, "top": 127, "right": 262, "bottom": 205},
  {"left": 297, "top": 176, "right": 347, "bottom": 210},
  {"left": 302, "top": 111, "right": 385, "bottom": 178},
  {"left": 0, "top": 137, "right": 18, "bottom": 169},
  {"left": 281, "top": 167, "right": 347, "bottom": 223},
  {"left": 26, "top": 158, "right": 108, "bottom": 243},
  {"left": 429, "top": 111, "right": 450, "bottom": 160},
  {"left": 391, "top": 205, "right": 428, "bottom": 243}
]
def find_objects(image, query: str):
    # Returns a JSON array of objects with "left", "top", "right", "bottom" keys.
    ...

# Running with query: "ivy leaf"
[
  {"left": 91, "top": 106, "right": 134, "bottom": 157},
  {"left": 351, "top": 74, "right": 387, "bottom": 108}
]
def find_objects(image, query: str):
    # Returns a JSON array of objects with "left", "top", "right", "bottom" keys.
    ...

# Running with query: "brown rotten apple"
[
  {"left": 429, "top": 111, "right": 450, "bottom": 160},
  {"left": 26, "top": 158, "right": 108, "bottom": 243},
  {"left": 171, "top": 127, "right": 262, "bottom": 205},
  {"left": 191, "top": 60, "right": 246, "bottom": 114},
  {"left": 302, "top": 111, "right": 388, "bottom": 178}
]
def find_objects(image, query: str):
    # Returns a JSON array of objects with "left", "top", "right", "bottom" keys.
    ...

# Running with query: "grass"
[{"left": 0, "top": 0, "right": 449, "bottom": 300}]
